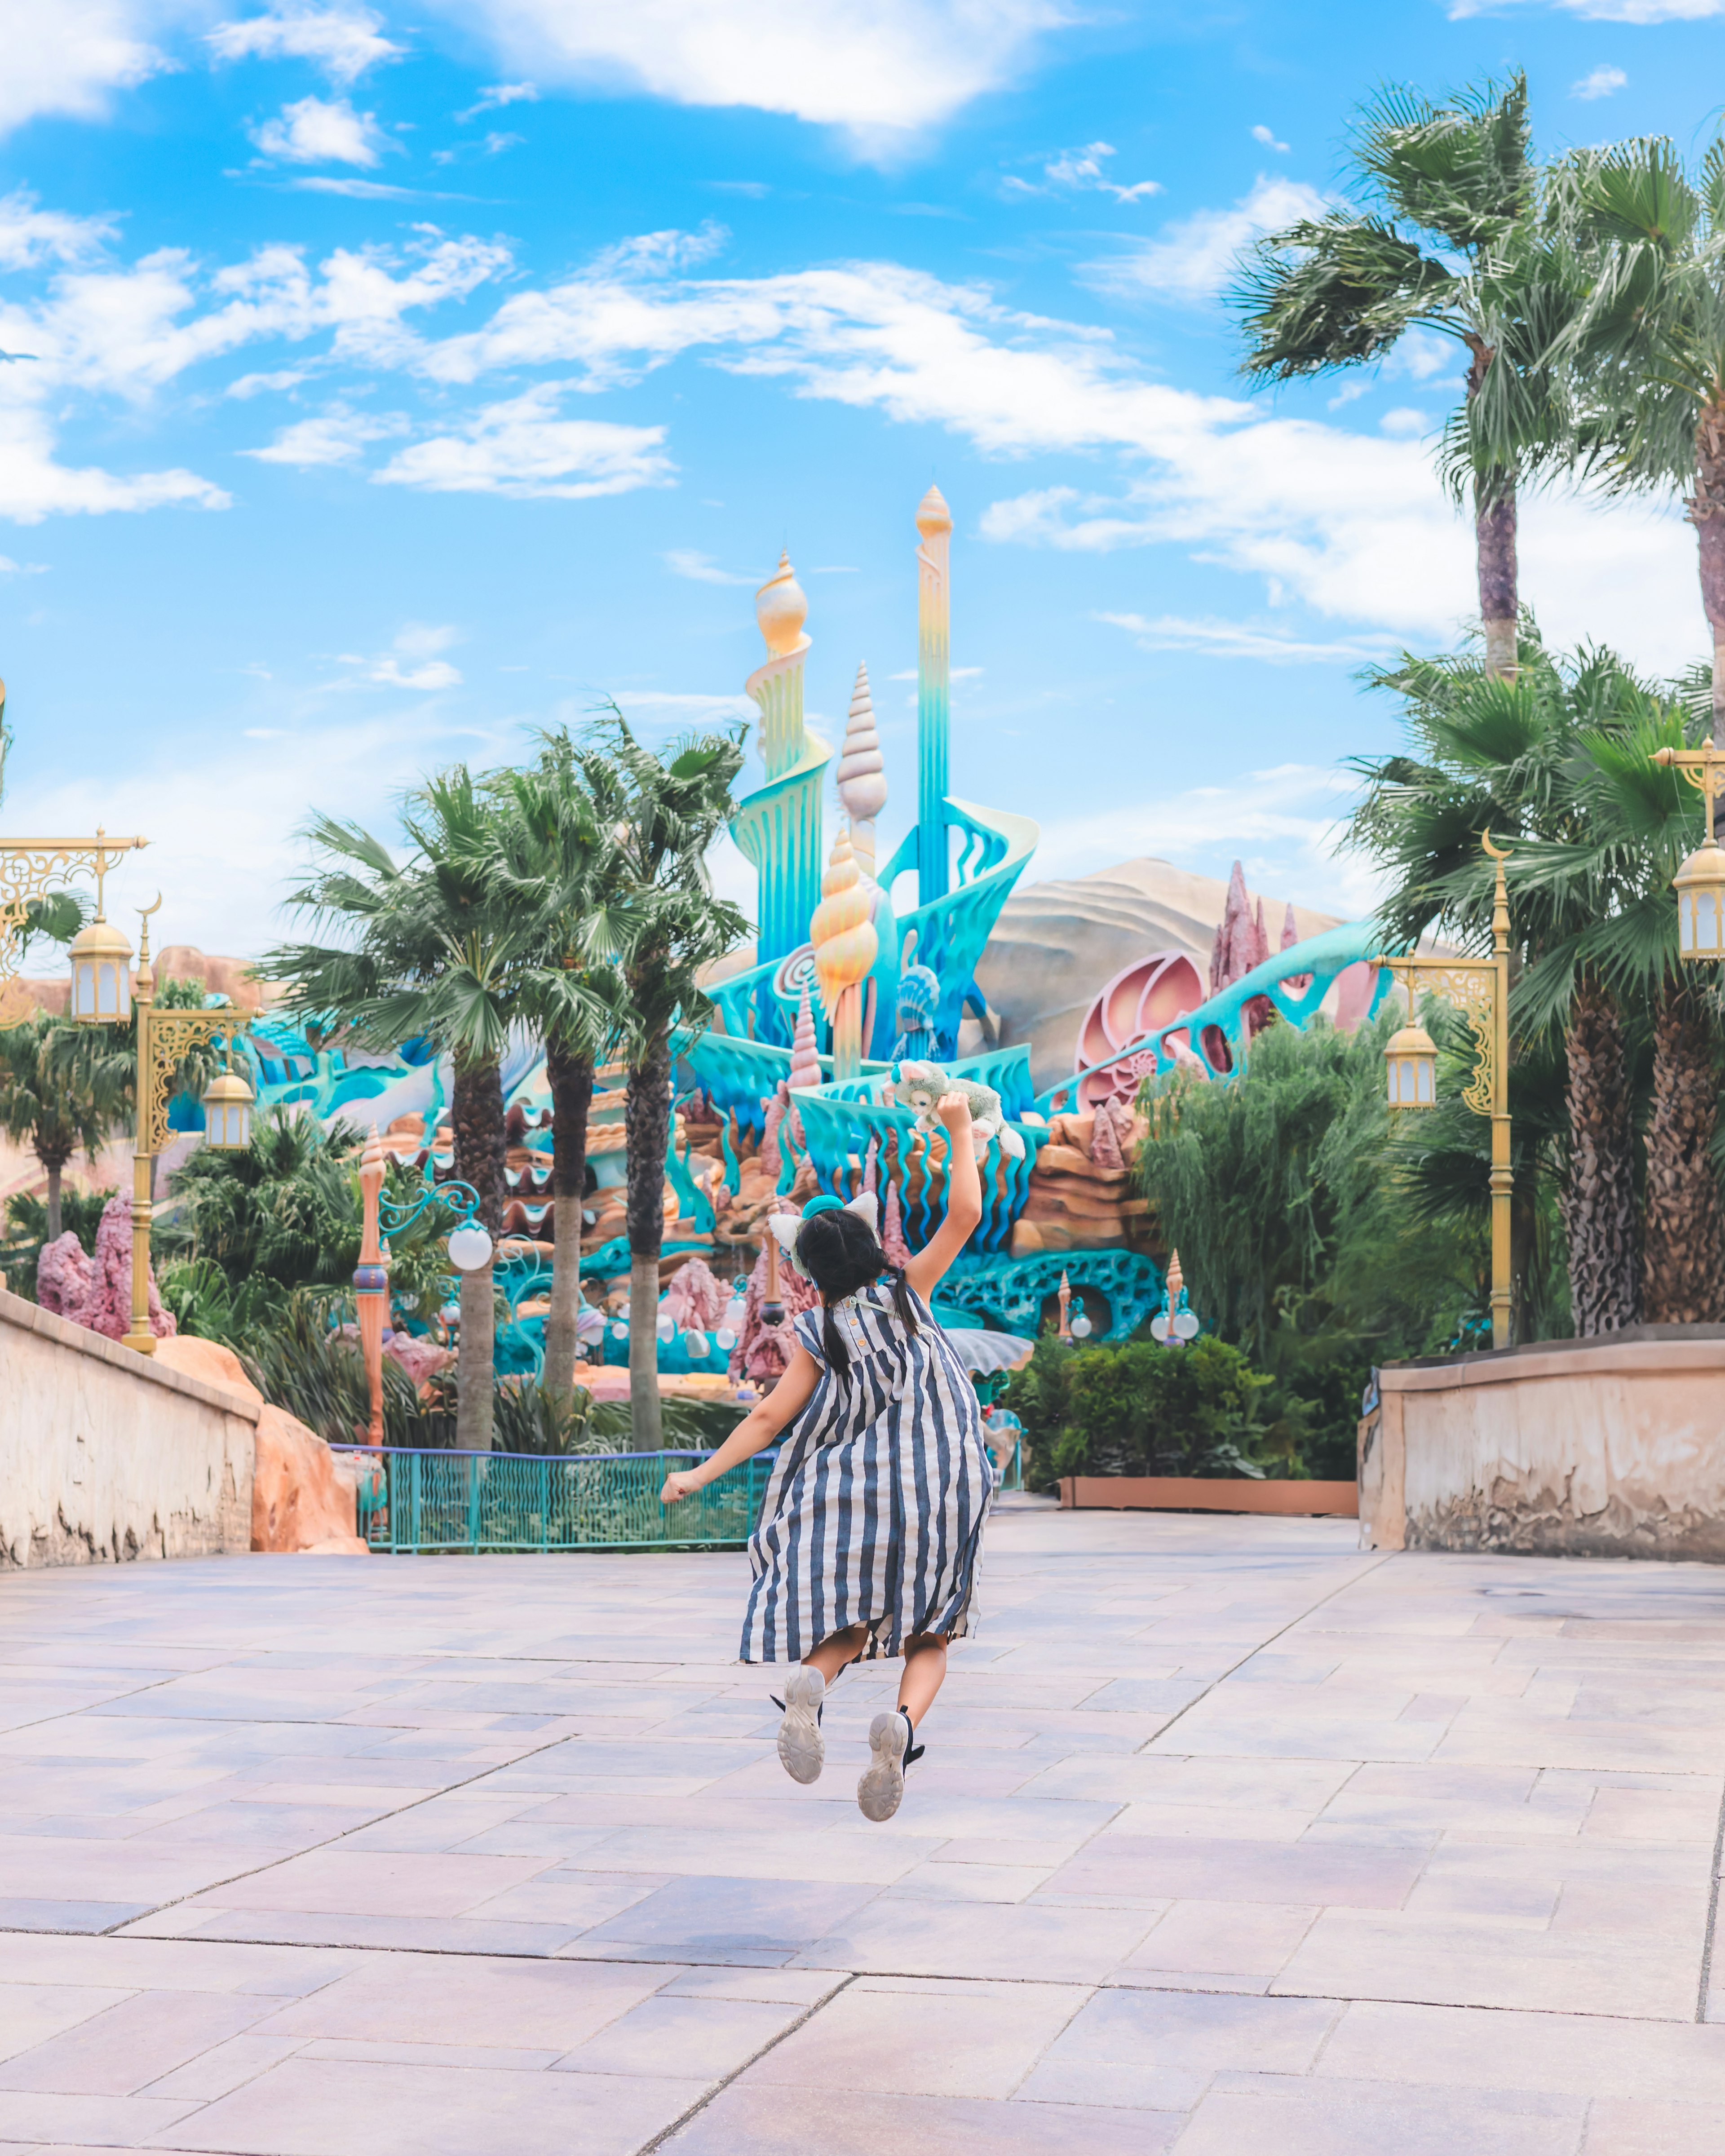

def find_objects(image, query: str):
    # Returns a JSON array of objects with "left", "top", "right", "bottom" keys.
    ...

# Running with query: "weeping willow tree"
[{"left": 1136, "top": 1015, "right": 1490, "bottom": 1447}]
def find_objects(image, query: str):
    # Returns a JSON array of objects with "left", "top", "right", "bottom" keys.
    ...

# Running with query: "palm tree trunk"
[
  {"left": 451, "top": 1058, "right": 507, "bottom": 1451},
  {"left": 43, "top": 1159, "right": 63, "bottom": 1244},
  {"left": 1476, "top": 478, "right": 1518, "bottom": 681},
  {"left": 542, "top": 1036, "right": 593, "bottom": 1399},
  {"left": 1694, "top": 402, "right": 1725, "bottom": 730},
  {"left": 1560, "top": 977, "right": 1640, "bottom": 1335},
  {"left": 625, "top": 1015, "right": 671, "bottom": 1453},
  {"left": 1642, "top": 980, "right": 1725, "bottom": 1325}
]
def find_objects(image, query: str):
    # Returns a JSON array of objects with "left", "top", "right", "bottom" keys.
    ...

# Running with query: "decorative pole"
[
  {"left": 1374, "top": 833, "right": 1514, "bottom": 1351},
  {"left": 354, "top": 1125, "right": 389, "bottom": 1446},
  {"left": 916, "top": 486, "right": 952, "bottom": 906},
  {"left": 1057, "top": 1269, "right": 1072, "bottom": 1341},
  {"left": 115, "top": 902, "right": 256, "bottom": 1354}
]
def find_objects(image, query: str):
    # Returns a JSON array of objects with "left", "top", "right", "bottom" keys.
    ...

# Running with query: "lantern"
[
  {"left": 200, "top": 1061, "right": 256, "bottom": 1151},
  {"left": 1384, "top": 1020, "right": 1438, "bottom": 1109},
  {"left": 446, "top": 1223, "right": 494, "bottom": 1272},
  {"left": 68, "top": 916, "right": 133, "bottom": 1023},
  {"left": 1673, "top": 838, "right": 1725, "bottom": 961}
]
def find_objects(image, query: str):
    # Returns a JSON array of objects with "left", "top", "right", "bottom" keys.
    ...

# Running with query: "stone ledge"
[
  {"left": 0, "top": 1284, "right": 263, "bottom": 1426},
  {"left": 1380, "top": 1333, "right": 1725, "bottom": 1395}
]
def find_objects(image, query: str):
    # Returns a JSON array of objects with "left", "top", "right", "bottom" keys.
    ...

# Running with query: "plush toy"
[{"left": 894, "top": 1059, "right": 1026, "bottom": 1161}]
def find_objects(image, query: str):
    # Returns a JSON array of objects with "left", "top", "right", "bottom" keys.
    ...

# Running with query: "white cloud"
[
  {"left": 1089, "top": 174, "right": 1326, "bottom": 304},
  {"left": 373, "top": 385, "right": 674, "bottom": 498},
  {"left": 0, "top": 218, "right": 511, "bottom": 521},
  {"left": 0, "top": 0, "right": 188, "bottom": 137},
  {"left": 0, "top": 705, "right": 482, "bottom": 952},
  {"left": 252, "top": 93, "right": 391, "bottom": 165},
  {"left": 665, "top": 548, "right": 754, "bottom": 584},
  {"left": 456, "top": 80, "right": 538, "bottom": 119},
  {"left": 416, "top": 0, "right": 1075, "bottom": 143},
  {"left": 241, "top": 403, "right": 408, "bottom": 464},
  {"left": 1380, "top": 407, "right": 1429, "bottom": 437},
  {"left": 0, "top": 405, "right": 229, "bottom": 523},
  {"left": 208, "top": 5, "right": 400, "bottom": 82},
  {"left": 1097, "top": 611, "right": 1394, "bottom": 665},
  {"left": 1451, "top": 0, "right": 1716, "bottom": 15},
  {"left": 0, "top": 555, "right": 47, "bottom": 573},
  {"left": 225, "top": 366, "right": 310, "bottom": 397},
  {"left": 0, "top": 190, "right": 117, "bottom": 271},
  {"left": 1012, "top": 141, "right": 1161, "bottom": 204},
  {"left": 1252, "top": 124, "right": 1290, "bottom": 153},
  {"left": 357, "top": 621, "right": 463, "bottom": 689},
  {"left": 1571, "top": 64, "right": 1628, "bottom": 97}
]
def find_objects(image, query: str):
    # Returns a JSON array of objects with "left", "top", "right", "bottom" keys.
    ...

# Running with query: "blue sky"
[{"left": 0, "top": 0, "right": 1719, "bottom": 955}]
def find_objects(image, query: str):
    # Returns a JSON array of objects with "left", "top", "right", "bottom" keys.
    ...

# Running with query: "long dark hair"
[{"left": 794, "top": 1206, "right": 919, "bottom": 1378}]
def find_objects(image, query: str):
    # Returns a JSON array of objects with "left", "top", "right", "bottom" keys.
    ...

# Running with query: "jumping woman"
[{"left": 659, "top": 1090, "right": 991, "bottom": 1821}]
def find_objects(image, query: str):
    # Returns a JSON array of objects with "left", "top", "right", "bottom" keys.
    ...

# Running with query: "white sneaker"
[
  {"left": 774, "top": 1666, "right": 825, "bottom": 1784},
  {"left": 857, "top": 1708, "right": 923, "bottom": 1822}
]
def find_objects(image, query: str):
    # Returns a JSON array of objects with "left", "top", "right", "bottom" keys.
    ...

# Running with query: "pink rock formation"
[
  {"left": 37, "top": 1194, "right": 175, "bottom": 1341},
  {"left": 384, "top": 1330, "right": 454, "bottom": 1393},
  {"left": 1207, "top": 863, "right": 1275, "bottom": 1038},
  {"left": 1332, "top": 960, "right": 1377, "bottom": 1034},
  {"left": 881, "top": 1178, "right": 912, "bottom": 1269},
  {"left": 729, "top": 1208, "right": 821, "bottom": 1387},
  {"left": 1089, "top": 1098, "right": 1127, "bottom": 1173},
  {"left": 664, "top": 1253, "right": 730, "bottom": 1331},
  {"left": 1281, "top": 901, "right": 1312, "bottom": 995}
]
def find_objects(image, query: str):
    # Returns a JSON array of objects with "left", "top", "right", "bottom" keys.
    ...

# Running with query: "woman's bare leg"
[
  {"left": 897, "top": 1632, "right": 948, "bottom": 1727},
  {"left": 803, "top": 1621, "right": 869, "bottom": 1685}
]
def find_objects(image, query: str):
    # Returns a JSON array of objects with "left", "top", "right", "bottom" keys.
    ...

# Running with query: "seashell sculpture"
[
  {"left": 809, "top": 828, "right": 879, "bottom": 1079},
  {"left": 836, "top": 661, "right": 887, "bottom": 881}
]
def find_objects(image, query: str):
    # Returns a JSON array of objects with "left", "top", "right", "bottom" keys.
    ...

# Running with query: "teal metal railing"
[{"left": 333, "top": 1446, "right": 778, "bottom": 1554}]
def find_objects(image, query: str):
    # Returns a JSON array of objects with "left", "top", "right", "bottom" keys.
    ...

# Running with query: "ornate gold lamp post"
[
  {"left": 1652, "top": 737, "right": 1725, "bottom": 960},
  {"left": 68, "top": 899, "right": 256, "bottom": 1354},
  {"left": 1374, "top": 835, "right": 1514, "bottom": 1351},
  {"left": 1, "top": 823, "right": 148, "bottom": 1025}
]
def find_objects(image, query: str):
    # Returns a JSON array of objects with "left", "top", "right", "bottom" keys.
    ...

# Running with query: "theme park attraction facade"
[{"left": 230, "top": 487, "right": 1389, "bottom": 1359}]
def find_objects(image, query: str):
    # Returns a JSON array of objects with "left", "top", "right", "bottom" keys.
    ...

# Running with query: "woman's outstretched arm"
[
  {"left": 659, "top": 1345, "right": 820, "bottom": 1505},
  {"left": 905, "top": 1093, "right": 984, "bottom": 1305}
]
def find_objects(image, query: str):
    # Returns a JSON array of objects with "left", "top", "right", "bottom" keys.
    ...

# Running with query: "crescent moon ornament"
[{"left": 1481, "top": 831, "right": 1511, "bottom": 862}]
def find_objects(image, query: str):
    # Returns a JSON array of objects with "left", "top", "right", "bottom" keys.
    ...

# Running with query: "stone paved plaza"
[{"left": 3, "top": 1504, "right": 1725, "bottom": 2154}]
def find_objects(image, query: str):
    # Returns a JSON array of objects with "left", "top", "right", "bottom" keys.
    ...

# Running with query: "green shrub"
[{"left": 1004, "top": 1334, "right": 1276, "bottom": 1492}]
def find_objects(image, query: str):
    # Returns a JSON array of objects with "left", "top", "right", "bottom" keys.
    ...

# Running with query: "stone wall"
[
  {"left": 1360, "top": 1328, "right": 1725, "bottom": 1562},
  {"left": 0, "top": 1286, "right": 257, "bottom": 1568}
]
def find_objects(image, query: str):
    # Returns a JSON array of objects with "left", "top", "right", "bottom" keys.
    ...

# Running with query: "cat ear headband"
[{"left": 765, "top": 1191, "right": 880, "bottom": 1276}]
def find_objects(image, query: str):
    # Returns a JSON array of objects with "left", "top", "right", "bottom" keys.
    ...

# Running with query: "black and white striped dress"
[{"left": 739, "top": 1281, "right": 995, "bottom": 1665}]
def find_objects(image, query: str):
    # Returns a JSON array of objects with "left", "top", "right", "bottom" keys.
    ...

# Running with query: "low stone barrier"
[
  {"left": 0, "top": 1285, "right": 256, "bottom": 1567},
  {"left": 1360, "top": 1327, "right": 1725, "bottom": 1560},
  {"left": 1060, "top": 1475, "right": 1358, "bottom": 1516}
]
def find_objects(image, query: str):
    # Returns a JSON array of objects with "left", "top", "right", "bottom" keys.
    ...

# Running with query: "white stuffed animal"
[{"left": 895, "top": 1059, "right": 1026, "bottom": 1162}]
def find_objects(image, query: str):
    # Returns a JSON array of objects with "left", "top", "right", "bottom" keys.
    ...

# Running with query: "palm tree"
[
  {"left": 0, "top": 1010, "right": 115, "bottom": 1240},
  {"left": 1513, "top": 689, "right": 1724, "bottom": 1324},
  {"left": 1553, "top": 135, "right": 1725, "bottom": 729},
  {"left": 261, "top": 771, "right": 579, "bottom": 1449},
  {"left": 1348, "top": 633, "right": 1662, "bottom": 1333},
  {"left": 564, "top": 719, "right": 747, "bottom": 1451},
  {"left": 478, "top": 742, "right": 636, "bottom": 1400},
  {"left": 1234, "top": 72, "right": 1570, "bottom": 677}
]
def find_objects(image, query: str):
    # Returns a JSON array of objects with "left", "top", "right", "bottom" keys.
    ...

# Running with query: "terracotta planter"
[{"left": 1059, "top": 1474, "right": 1358, "bottom": 1518}]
